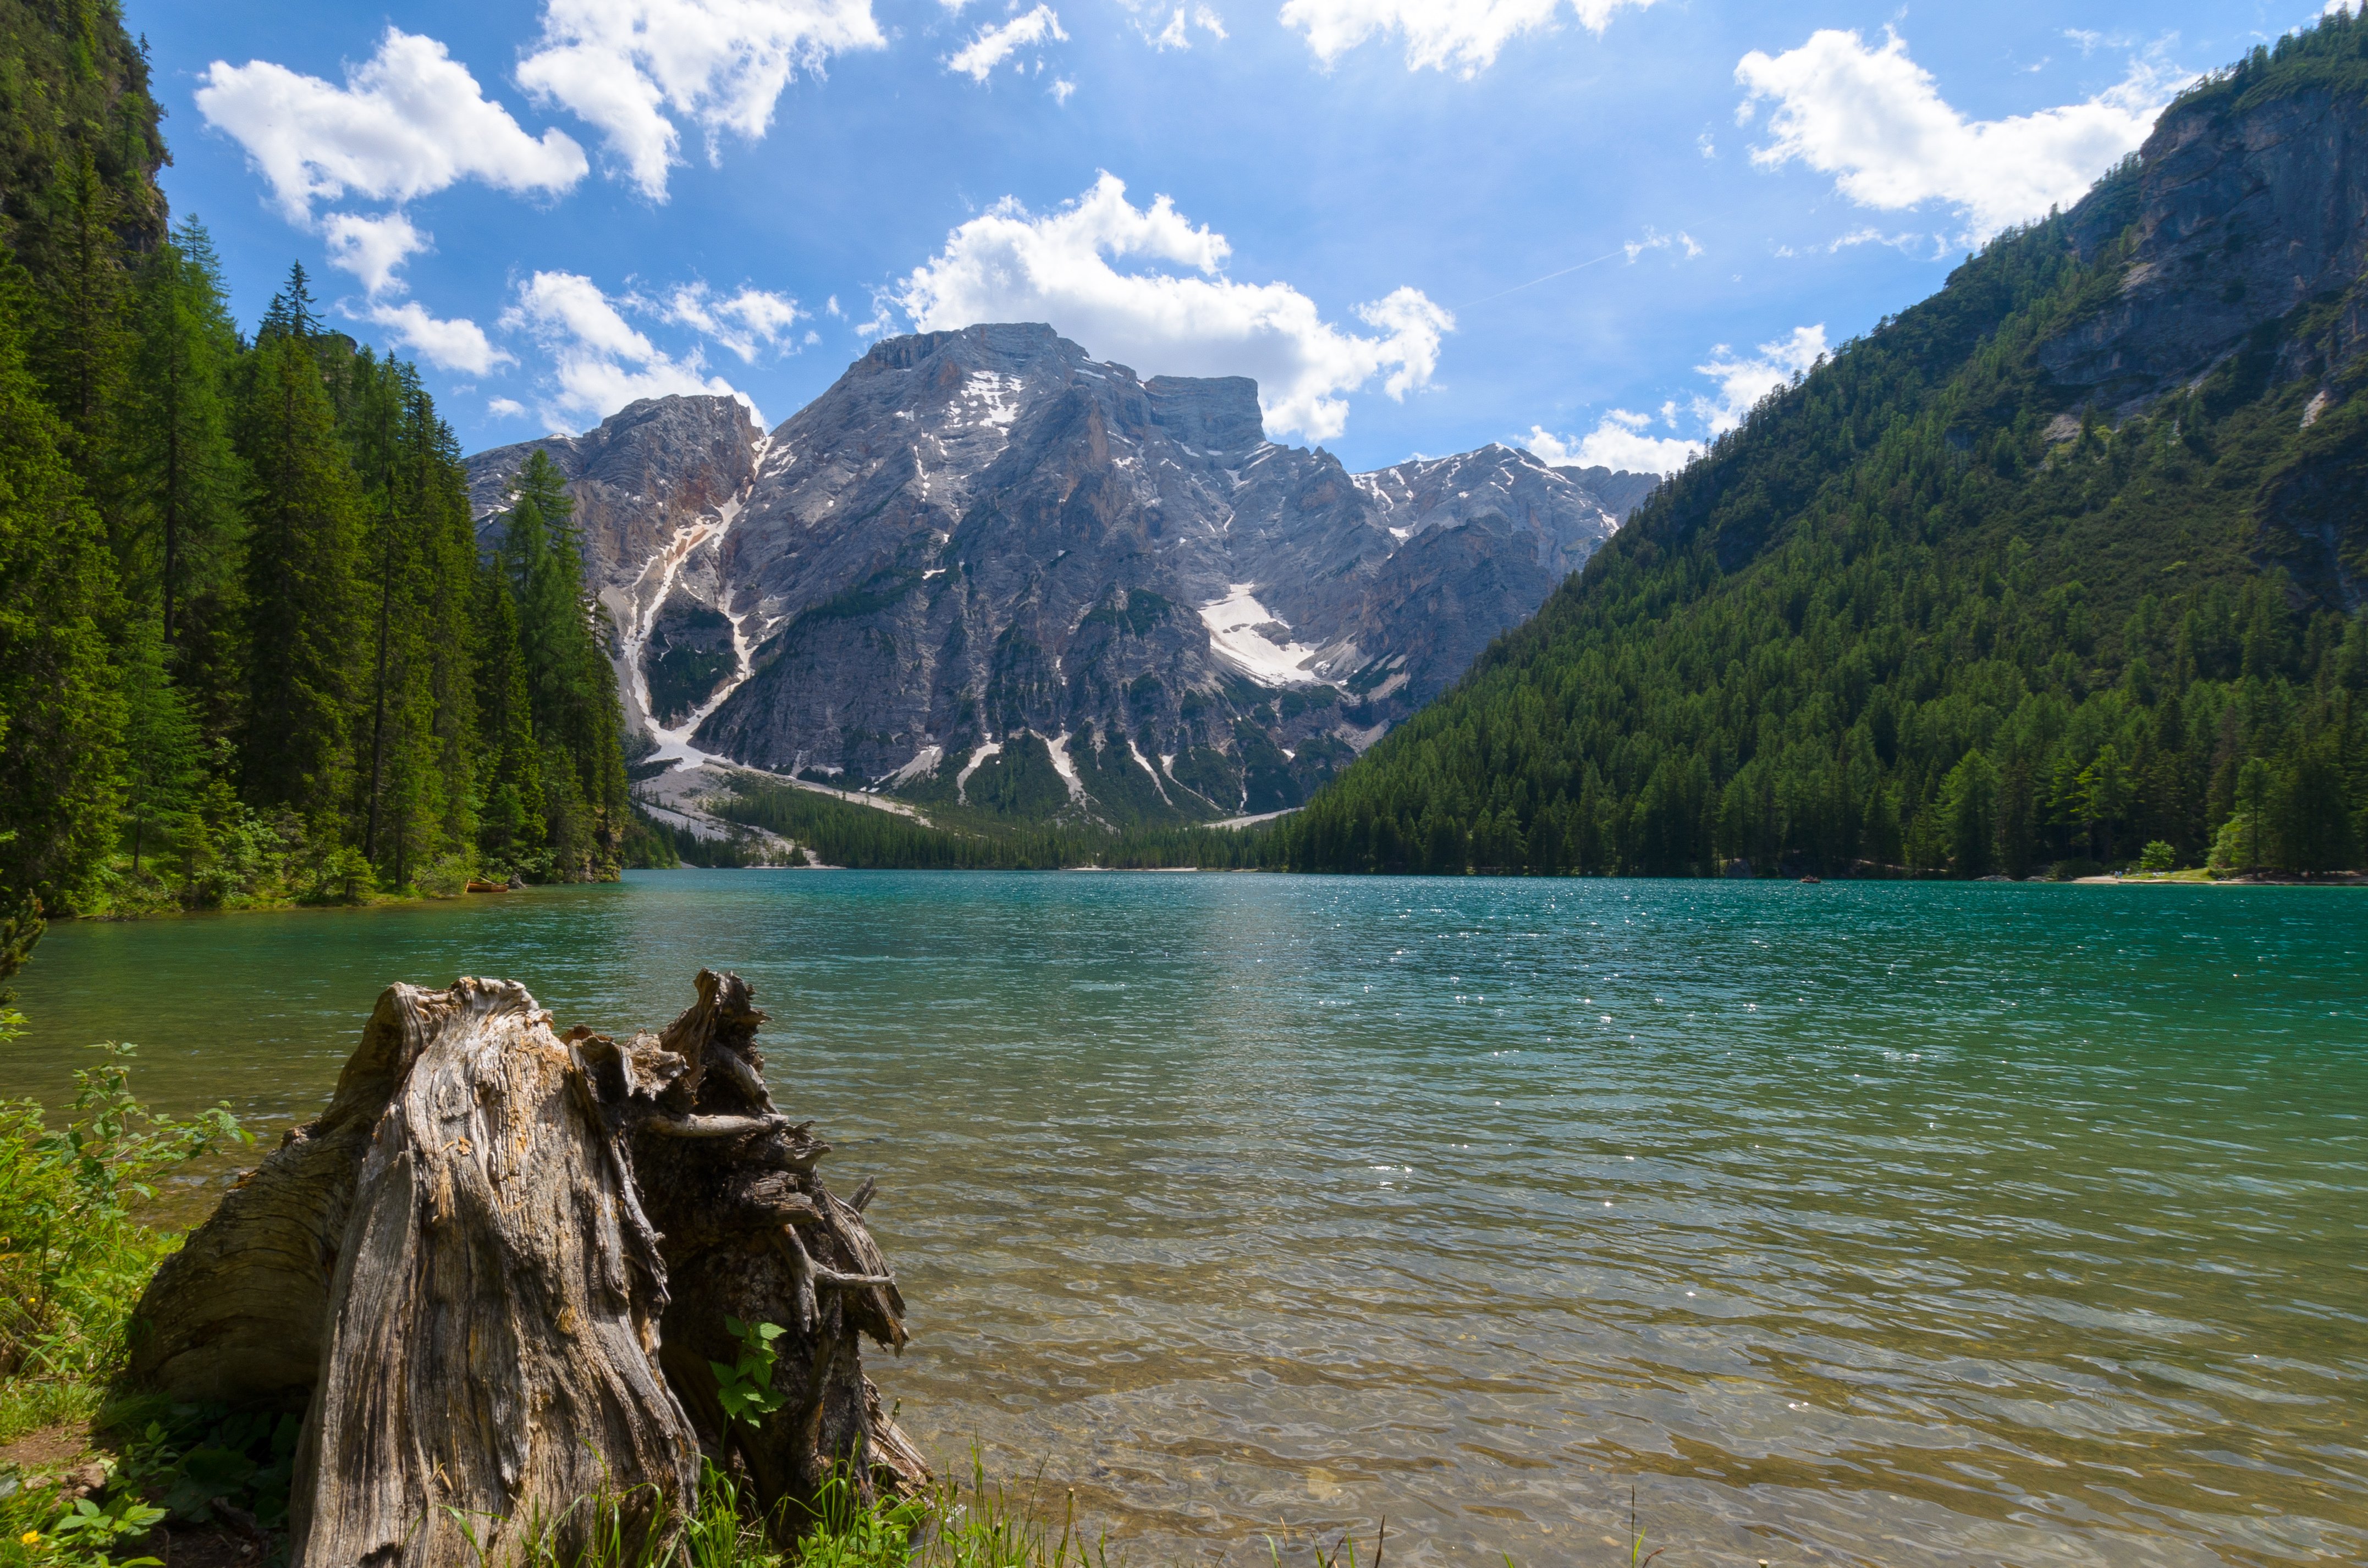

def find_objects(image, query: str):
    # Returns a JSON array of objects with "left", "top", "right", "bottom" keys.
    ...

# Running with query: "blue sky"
[{"left": 129, "top": 0, "right": 2336, "bottom": 472}]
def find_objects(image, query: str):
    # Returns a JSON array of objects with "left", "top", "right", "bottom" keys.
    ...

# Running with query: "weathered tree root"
[{"left": 130, "top": 971, "right": 924, "bottom": 1568}]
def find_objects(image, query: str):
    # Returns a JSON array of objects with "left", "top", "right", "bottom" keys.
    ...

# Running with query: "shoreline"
[{"left": 58, "top": 862, "right": 2368, "bottom": 930}]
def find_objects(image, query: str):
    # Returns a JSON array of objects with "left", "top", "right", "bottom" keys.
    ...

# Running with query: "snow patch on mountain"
[{"left": 1199, "top": 584, "right": 1330, "bottom": 687}]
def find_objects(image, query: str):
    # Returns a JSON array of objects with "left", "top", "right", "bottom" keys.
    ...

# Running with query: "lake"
[{"left": 9, "top": 873, "right": 2365, "bottom": 1567}]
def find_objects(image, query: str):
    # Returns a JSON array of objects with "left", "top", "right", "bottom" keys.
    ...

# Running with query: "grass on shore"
[
  {"left": 0, "top": 1039, "right": 1129, "bottom": 1568},
  {"left": 0, "top": 1029, "right": 1120, "bottom": 1568}
]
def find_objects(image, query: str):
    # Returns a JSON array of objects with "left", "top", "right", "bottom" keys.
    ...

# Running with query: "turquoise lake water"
[{"left": 8, "top": 872, "right": 2365, "bottom": 1567}]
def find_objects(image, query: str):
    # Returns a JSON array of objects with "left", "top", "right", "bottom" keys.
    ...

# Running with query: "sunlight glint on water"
[{"left": 10, "top": 873, "right": 2366, "bottom": 1567}]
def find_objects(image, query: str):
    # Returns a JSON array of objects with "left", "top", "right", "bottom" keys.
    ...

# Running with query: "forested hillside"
[
  {"left": 0, "top": 0, "right": 639, "bottom": 991},
  {"left": 1272, "top": 18, "right": 2368, "bottom": 881}
]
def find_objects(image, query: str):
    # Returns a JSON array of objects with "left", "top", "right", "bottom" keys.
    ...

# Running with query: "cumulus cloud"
[
  {"left": 364, "top": 301, "right": 515, "bottom": 376},
  {"left": 1692, "top": 326, "right": 1826, "bottom": 428},
  {"left": 489, "top": 397, "right": 528, "bottom": 417},
  {"left": 1526, "top": 415, "right": 1694, "bottom": 476},
  {"left": 519, "top": 0, "right": 886, "bottom": 201},
  {"left": 196, "top": 30, "right": 586, "bottom": 222},
  {"left": 1526, "top": 325, "right": 1827, "bottom": 477},
  {"left": 1736, "top": 28, "right": 2177, "bottom": 236},
  {"left": 1277, "top": 0, "right": 1656, "bottom": 75},
  {"left": 893, "top": 173, "right": 1450, "bottom": 441},
  {"left": 946, "top": 6, "right": 1069, "bottom": 81},
  {"left": 500, "top": 270, "right": 753, "bottom": 428},
  {"left": 659, "top": 282, "right": 804, "bottom": 360},
  {"left": 323, "top": 212, "right": 431, "bottom": 297}
]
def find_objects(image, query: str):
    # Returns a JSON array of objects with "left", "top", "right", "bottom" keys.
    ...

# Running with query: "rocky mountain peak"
[
  {"left": 469, "top": 394, "right": 762, "bottom": 594},
  {"left": 466, "top": 324, "right": 1657, "bottom": 826}
]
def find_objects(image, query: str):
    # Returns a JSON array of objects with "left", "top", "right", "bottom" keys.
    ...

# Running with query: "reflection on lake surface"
[{"left": 10, "top": 872, "right": 2366, "bottom": 1567}]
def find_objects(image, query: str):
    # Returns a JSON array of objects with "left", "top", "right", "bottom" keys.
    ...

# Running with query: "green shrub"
[{"left": 0, "top": 1035, "right": 244, "bottom": 1422}]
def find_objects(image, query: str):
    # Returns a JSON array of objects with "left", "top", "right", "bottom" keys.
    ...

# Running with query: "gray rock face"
[
  {"left": 467, "top": 396, "right": 763, "bottom": 732},
  {"left": 466, "top": 397, "right": 762, "bottom": 587},
  {"left": 467, "top": 324, "right": 1653, "bottom": 824},
  {"left": 2037, "top": 79, "right": 2368, "bottom": 614},
  {"left": 2042, "top": 85, "right": 2368, "bottom": 407}
]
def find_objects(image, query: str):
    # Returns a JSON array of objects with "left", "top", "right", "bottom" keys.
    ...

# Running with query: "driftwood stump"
[{"left": 131, "top": 971, "right": 924, "bottom": 1568}]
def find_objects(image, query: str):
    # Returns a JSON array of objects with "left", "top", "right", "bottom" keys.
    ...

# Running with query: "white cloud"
[
  {"left": 1141, "top": 4, "right": 1225, "bottom": 48},
  {"left": 947, "top": 6, "right": 1069, "bottom": 81},
  {"left": 323, "top": 212, "right": 430, "bottom": 297},
  {"left": 1119, "top": 0, "right": 1224, "bottom": 49},
  {"left": 363, "top": 301, "right": 515, "bottom": 376},
  {"left": 196, "top": 29, "right": 586, "bottom": 222},
  {"left": 518, "top": 0, "right": 886, "bottom": 201},
  {"left": 1526, "top": 415, "right": 1695, "bottom": 476},
  {"left": 1051, "top": 77, "right": 1078, "bottom": 104},
  {"left": 1736, "top": 28, "right": 2177, "bottom": 236},
  {"left": 1526, "top": 324, "right": 1827, "bottom": 477},
  {"left": 1692, "top": 325, "right": 1825, "bottom": 429},
  {"left": 489, "top": 397, "right": 528, "bottom": 417},
  {"left": 892, "top": 173, "right": 1450, "bottom": 441},
  {"left": 1622, "top": 227, "right": 1700, "bottom": 263},
  {"left": 659, "top": 283, "right": 804, "bottom": 360},
  {"left": 852, "top": 294, "right": 896, "bottom": 339},
  {"left": 1826, "top": 226, "right": 1944, "bottom": 257},
  {"left": 1277, "top": 0, "right": 1656, "bottom": 75},
  {"left": 500, "top": 270, "right": 753, "bottom": 426}
]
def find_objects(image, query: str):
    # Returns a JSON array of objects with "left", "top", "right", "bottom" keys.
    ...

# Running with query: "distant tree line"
[{"left": 703, "top": 779, "right": 1266, "bottom": 871}]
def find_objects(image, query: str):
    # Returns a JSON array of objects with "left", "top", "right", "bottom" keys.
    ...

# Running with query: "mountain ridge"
[
  {"left": 467, "top": 324, "right": 1656, "bottom": 826},
  {"left": 1269, "top": 14, "right": 2368, "bottom": 879}
]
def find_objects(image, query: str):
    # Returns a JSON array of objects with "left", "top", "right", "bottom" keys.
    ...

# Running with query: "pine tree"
[
  {"left": 404, "top": 382, "right": 481, "bottom": 861},
  {"left": 233, "top": 330, "right": 363, "bottom": 821},
  {"left": 24, "top": 148, "right": 133, "bottom": 485},
  {"left": 128, "top": 218, "right": 245, "bottom": 664},
  {"left": 341, "top": 354, "right": 481, "bottom": 886},
  {"left": 498, "top": 450, "right": 625, "bottom": 877},
  {"left": 0, "top": 279, "right": 124, "bottom": 987},
  {"left": 256, "top": 261, "right": 321, "bottom": 344},
  {"left": 474, "top": 568, "right": 544, "bottom": 865},
  {"left": 116, "top": 617, "right": 197, "bottom": 874}
]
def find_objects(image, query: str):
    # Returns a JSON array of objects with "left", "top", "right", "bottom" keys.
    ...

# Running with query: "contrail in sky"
[{"left": 1455, "top": 248, "right": 1627, "bottom": 311}]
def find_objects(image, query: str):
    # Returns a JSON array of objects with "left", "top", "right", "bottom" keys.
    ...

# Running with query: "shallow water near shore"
[{"left": 9, "top": 873, "right": 2366, "bottom": 1567}]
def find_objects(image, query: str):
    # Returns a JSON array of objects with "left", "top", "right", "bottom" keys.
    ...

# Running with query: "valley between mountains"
[{"left": 466, "top": 324, "right": 1655, "bottom": 831}]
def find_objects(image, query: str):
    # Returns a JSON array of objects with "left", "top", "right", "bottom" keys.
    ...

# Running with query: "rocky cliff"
[
  {"left": 2038, "top": 60, "right": 2368, "bottom": 612},
  {"left": 469, "top": 324, "right": 1653, "bottom": 824},
  {"left": 2044, "top": 80, "right": 2368, "bottom": 408}
]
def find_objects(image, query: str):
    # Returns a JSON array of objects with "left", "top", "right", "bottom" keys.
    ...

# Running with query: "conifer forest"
[{"left": 0, "top": 3, "right": 638, "bottom": 989}]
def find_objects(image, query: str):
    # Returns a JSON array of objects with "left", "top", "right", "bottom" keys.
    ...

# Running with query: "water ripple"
[{"left": 9, "top": 874, "right": 2366, "bottom": 1566}]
